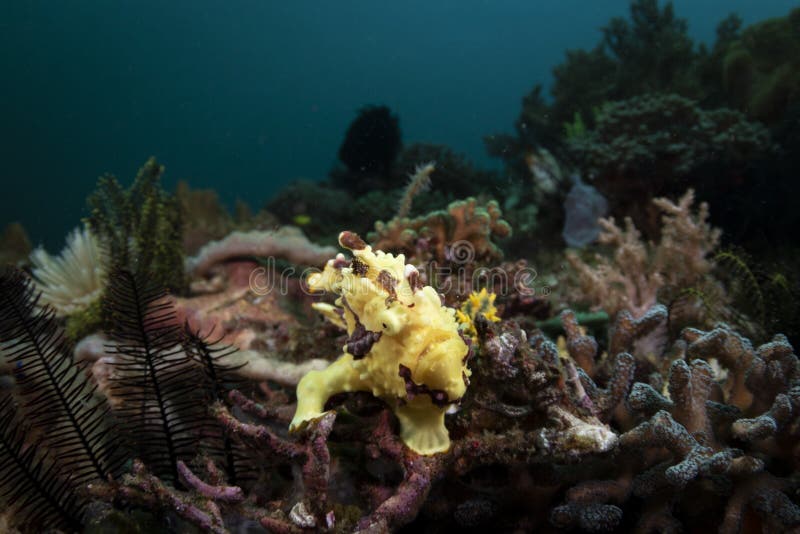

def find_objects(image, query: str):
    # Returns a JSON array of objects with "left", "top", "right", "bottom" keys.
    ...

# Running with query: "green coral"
[
  {"left": 85, "top": 157, "right": 185, "bottom": 292},
  {"left": 563, "top": 111, "right": 588, "bottom": 141},
  {"left": 570, "top": 93, "right": 772, "bottom": 176}
]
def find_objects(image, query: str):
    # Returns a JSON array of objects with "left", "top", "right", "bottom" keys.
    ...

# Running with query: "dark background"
[{"left": 1, "top": 0, "right": 794, "bottom": 248}]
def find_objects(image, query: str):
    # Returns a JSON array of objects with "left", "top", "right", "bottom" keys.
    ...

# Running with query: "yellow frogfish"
[{"left": 290, "top": 231, "right": 471, "bottom": 455}]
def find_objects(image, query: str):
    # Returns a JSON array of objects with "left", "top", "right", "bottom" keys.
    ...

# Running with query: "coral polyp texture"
[
  {"left": 291, "top": 231, "right": 470, "bottom": 455},
  {"left": 369, "top": 196, "right": 511, "bottom": 265},
  {"left": 29, "top": 224, "right": 108, "bottom": 316}
]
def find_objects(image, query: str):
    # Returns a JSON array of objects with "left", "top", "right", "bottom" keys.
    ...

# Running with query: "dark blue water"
[{"left": 1, "top": 0, "right": 795, "bottom": 248}]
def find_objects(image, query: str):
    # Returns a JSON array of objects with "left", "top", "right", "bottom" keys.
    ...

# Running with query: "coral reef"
[
  {"left": 392, "top": 143, "right": 500, "bottom": 211},
  {"left": 721, "top": 7, "right": 800, "bottom": 122},
  {"left": 2, "top": 3, "right": 800, "bottom": 530},
  {"left": 568, "top": 93, "right": 772, "bottom": 231},
  {"left": 489, "top": 2, "right": 798, "bottom": 251},
  {"left": 567, "top": 189, "right": 721, "bottom": 320},
  {"left": 369, "top": 197, "right": 511, "bottom": 266},
  {"left": 265, "top": 179, "right": 357, "bottom": 244},
  {"left": 2, "top": 240, "right": 799, "bottom": 533},
  {"left": 186, "top": 226, "right": 336, "bottom": 278},
  {"left": 176, "top": 180, "right": 236, "bottom": 255}
]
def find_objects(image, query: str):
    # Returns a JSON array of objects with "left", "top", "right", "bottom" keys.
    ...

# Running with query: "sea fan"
[
  {"left": 29, "top": 224, "right": 108, "bottom": 316},
  {"left": 0, "top": 395, "right": 85, "bottom": 532},
  {"left": 0, "top": 269, "right": 121, "bottom": 487},
  {"left": 104, "top": 268, "right": 212, "bottom": 484}
]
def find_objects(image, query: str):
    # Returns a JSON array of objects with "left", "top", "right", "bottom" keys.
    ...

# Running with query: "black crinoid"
[
  {"left": 0, "top": 266, "right": 247, "bottom": 531},
  {"left": 0, "top": 268, "right": 123, "bottom": 531},
  {"left": 333, "top": 105, "right": 403, "bottom": 194},
  {"left": 103, "top": 267, "right": 247, "bottom": 486}
]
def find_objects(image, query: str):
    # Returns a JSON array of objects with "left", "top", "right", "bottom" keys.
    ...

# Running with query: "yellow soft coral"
[
  {"left": 455, "top": 288, "right": 500, "bottom": 342},
  {"left": 291, "top": 231, "right": 470, "bottom": 455}
]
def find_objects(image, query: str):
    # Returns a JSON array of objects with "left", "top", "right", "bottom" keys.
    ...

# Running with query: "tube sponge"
[{"left": 290, "top": 231, "right": 470, "bottom": 455}]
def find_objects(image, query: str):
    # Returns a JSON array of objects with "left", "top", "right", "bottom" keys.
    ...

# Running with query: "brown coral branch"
[
  {"left": 177, "top": 460, "right": 244, "bottom": 503},
  {"left": 124, "top": 459, "right": 229, "bottom": 534}
]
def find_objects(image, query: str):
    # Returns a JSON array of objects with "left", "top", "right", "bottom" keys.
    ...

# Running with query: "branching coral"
[
  {"left": 531, "top": 310, "right": 800, "bottom": 533},
  {"left": 29, "top": 224, "right": 108, "bottom": 316},
  {"left": 567, "top": 189, "right": 720, "bottom": 319},
  {"left": 7, "top": 251, "right": 798, "bottom": 533},
  {"left": 612, "top": 328, "right": 800, "bottom": 532}
]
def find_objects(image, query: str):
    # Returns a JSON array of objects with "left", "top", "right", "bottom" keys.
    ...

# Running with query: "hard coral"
[
  {"left": 291, "top": 231, "right": 470, "bottom": 455},
  {"left": 186, "top": 226, "right": 336, "bottom": 278},
  {"left": 369, "top": 197, "right": 511, "bottom": 265},
  {"left": 609, "top": 326, "right": 800, "bottom": 533}
]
